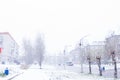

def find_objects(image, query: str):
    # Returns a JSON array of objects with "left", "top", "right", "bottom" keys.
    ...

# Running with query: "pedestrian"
[{"left": 102, "top": 66, "right": 105, "bottom": 71}]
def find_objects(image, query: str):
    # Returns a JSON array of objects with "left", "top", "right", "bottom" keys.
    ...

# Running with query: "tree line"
[
  {"left": 78, "top": 33, "right": 120, "bottom": 78},
  {"left": 21, "top": 33, "right": 45, "bottom": 69}
]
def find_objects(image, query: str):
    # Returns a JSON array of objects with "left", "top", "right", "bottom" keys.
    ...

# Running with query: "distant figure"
[
  {"left": 4, "top": 67, "right": 9, "bottom": 75},
  {"left": 102, "top": 66, "right": 105, "bottom": 71}
]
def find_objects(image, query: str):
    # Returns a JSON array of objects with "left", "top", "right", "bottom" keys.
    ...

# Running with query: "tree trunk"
[
  {"left": 112, "top": 51, "right": 117, "bottom": 78},
  {"left": 39, "top": 62, "right": 42, "bottom": 69},
  {"left": 97, "top": 57, "right": 102, "bottom": 76},
  {"left": 88, "top": 57, "right": 92, "bottom": 74},
  {"left": 114, "top": 61, "right": 117, "bottom": 78}
]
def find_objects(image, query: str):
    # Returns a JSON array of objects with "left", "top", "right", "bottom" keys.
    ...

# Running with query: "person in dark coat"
[{"left": 102, "top": 66, "right": 105, "bottom": 71}]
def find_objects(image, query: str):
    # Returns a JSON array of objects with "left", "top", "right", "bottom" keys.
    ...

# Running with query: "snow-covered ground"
[
  {"left": 0, "top": 64, "right": 24, "bottom": 80},
  {"left": 7, "top": 64, "right": 120, "bottom": 80},
  {"left": 0, "top": 64, "right": 120, "bottom": 80},
  {"left": 75, "top": 63, "right": 120, "bottom": 70}
]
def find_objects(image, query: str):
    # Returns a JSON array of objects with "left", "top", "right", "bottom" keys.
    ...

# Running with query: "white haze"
[{"left": 0, "top": 0, "right": 120, "bottom": 54}]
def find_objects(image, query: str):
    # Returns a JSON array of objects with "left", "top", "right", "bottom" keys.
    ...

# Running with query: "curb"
[{"left": 7, "top": 72, "right": 23, "bottom": 80}]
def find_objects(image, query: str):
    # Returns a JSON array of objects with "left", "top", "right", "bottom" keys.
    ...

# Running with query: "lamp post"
[
  {"left": 79, "top": 42, "right": 83, "bottom": 73},
  {"left": 63, "top": 49, "right": 66, "bottom": 69},
  {"left": 79, "top": 35, "right": 89, "bottom": 73}
]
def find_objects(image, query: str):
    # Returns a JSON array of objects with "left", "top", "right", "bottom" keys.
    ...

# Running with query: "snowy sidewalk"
[
  {"left": 10, "top": 65, "right": 119, "bottom": 80},
  {"left": 0, "top": 64, "right": 24, "bottom": 80}
]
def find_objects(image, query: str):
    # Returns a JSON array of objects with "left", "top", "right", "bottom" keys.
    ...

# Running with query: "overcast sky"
[{"left": 0, "top": 0, "right": 120, "bottom": 54}]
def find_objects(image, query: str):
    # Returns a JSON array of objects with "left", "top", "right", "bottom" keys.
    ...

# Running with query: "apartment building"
[{"left": 0, "top": 32, "right": 19, "bottom": 64}]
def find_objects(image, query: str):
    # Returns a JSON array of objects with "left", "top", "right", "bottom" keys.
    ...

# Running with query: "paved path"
[
  {"left": 11, "top": 69, "right": 49, "bottom": 80},
  {"left": 10, "top": 65, "right": 113, "bottom": 80},
  {"left": 103, "top": 68, "right": 120, "bottom": 78}
]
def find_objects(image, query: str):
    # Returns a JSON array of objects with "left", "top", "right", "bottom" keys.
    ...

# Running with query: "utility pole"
[
  {"left": 79, "top": 42, "right": 83, "bottom": 73},
  {"left": 79, "top": 35, "right": 89, "bottom": 73}
]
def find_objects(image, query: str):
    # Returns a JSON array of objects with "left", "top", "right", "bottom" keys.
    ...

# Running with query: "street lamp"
[{"left": 79, "top": 42, "right": 83, "bottom": 73}]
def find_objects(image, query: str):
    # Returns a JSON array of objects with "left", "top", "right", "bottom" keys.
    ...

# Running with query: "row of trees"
[
  {"left": 22, "top": 34, "right": 45, "bottom": 69},
  {"left": 78, "top": 33, "right": 120, "bottom": 78}
]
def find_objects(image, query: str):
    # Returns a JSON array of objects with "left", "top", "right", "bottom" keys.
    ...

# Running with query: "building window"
[{"left": 0, "top": 36, "right": 3, "bottom": 45}]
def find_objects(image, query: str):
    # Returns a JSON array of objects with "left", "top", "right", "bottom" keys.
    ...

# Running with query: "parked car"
[{"left": 66, "top": 62, "right": 74, "bottom": 66}]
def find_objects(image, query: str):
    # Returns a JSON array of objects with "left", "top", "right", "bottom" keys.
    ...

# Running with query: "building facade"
[
  {"left": 69, "top": 41, "right": 106, "bottom": 64},
  {"left": 0, "top": 32, "right": 19, "bottom": 64},
  {"left": 105, "top": 35, "right": 120, "bottom": 60}
]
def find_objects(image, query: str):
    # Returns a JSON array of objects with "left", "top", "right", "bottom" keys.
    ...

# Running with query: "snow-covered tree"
[
  {"left": 22, "top": 39, "right": 34, "bottom": 65},
  {"left": 34, "top": 34, "right": 45, "bottom": 69}
]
